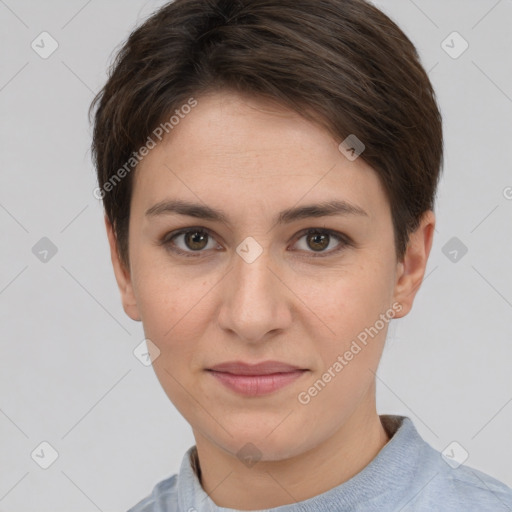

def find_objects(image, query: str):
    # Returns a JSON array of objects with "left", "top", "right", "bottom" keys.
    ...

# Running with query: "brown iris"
[
  {"left": 307, "top": 232, "right": 330, "bottom": 252},
  {"left": 184, "top": 230, "right": 209, "bottom": 251}
]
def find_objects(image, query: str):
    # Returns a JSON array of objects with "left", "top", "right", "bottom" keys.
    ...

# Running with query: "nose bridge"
[
  {"left": 233, "top": 239, "right": 278, "bottom": 308},
  {"left": 218, "top": 238, "right": 289, "bottom": 341},
  {"left": 234, "top": 244, "right": 274, "bottom": 299}
]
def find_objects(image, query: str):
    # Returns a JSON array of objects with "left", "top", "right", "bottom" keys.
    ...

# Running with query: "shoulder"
[
  {"left": 126, "top": 474, "right": 178, "bottom": 512},
  {"left": 437, "top": 464, "right": 512, "bottom": 510},
  {"left": 380, "top": 416, "right": 512, "bottom": 511},
  {"left": 402, "top": 439, "right": 512, "bottom": 511}
]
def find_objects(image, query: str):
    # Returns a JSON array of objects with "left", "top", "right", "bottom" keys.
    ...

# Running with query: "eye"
[
  {"left": 291, "top": 228, "right": 351, "bottom": 257},
  {"left": 161, "top": 227, "right": 220, "bottom": 258},
  {"left": 160, "top": 227, "right": 351, "bottom": 258}
]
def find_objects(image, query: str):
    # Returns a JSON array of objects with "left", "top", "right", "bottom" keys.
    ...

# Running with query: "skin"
[{"left": 106, "top": 90, "right": 435, "bottom": 510}]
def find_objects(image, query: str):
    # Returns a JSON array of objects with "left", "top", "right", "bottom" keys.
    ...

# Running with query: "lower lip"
[{"left": 208, "top": 370, "right": 307, "bottom": 396}]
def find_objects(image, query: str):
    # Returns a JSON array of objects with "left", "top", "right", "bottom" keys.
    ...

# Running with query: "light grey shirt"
[{"left": 128, "top": 415, "right": 512, "bottom": 511}]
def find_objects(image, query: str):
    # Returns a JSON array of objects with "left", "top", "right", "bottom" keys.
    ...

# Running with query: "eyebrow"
[{"left": 145, "top": 198, "right": 368, "bottom": 225}]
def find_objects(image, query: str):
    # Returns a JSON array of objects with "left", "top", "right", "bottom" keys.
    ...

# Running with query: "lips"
[
  {"left": 207, "top": 360, "right": 305, "bottom": 375},
  {"left": 206, "top": 361, "right": 308, "bottom": 396}
]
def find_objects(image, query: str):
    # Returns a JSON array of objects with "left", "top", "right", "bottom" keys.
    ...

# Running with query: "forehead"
[
  {"left": 133, "top": 91, "right": 389, "bottom": 223},
  {"left": 162, "top": 91, "right": 336, "bottom": 166}
]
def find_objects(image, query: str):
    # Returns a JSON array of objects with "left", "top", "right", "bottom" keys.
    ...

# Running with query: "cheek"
[
  {"left": 133, "top": 267, "right": 207, "bottom": 414},
  {"left": 298, "top": 279, "right": 390, "bottom": 426},
  {"left": 297, "top": 259, "right": 395, "bottom": 379},
  {"left": 300, "top": 260, "right": 394, "bottom": 335},
  {"left": 131, "top": 256, "right": 211, "bottom": 349}
]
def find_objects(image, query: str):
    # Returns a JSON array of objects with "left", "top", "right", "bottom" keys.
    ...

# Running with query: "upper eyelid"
[{"left": 163, "top": 227, "right": 222, "bottom": 246}]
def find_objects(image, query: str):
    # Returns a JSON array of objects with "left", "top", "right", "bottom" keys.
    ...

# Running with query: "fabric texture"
[{"left": 127, "top": 415, "right": 512, "bottom": 511}]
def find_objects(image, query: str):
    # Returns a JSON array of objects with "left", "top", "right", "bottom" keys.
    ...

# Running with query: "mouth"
[
  {"left": 207, "top": 360, "right": 307, "bottom": 375},
  {"left": 206, "top": 360, "right": 309, "bottom": 396}
]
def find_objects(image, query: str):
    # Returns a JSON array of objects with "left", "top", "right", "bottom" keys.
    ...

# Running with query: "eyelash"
[{"left": 159, "top": 227, "right": 352, "bottom": 259}]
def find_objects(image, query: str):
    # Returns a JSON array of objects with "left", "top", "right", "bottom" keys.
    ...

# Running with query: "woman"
[{"left": 89, "top": 0, "right": 512, "bottom": 510}]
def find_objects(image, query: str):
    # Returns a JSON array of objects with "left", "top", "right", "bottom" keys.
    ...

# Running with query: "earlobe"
[
  {"left": 104, "top": 215, "right": 142, "bottom": 322},
  {"left": 392, "top": 210, "right": 435, "bottom": 319}
]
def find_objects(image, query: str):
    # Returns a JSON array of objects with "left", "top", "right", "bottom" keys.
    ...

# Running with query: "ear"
[
  {"left": 392, "top": 210, "right": 435, "bottom": 318},
  {"left": 104, "top": 215, "right": 141, "bottom": 322}
]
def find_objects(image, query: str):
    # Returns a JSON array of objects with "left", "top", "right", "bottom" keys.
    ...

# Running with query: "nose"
[{"left": 217, "top": 243, "right": 293, "bottom": 344}]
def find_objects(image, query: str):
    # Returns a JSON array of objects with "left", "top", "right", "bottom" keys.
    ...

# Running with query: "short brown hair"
[{"left": 89, "top": 0, "right": 443, "bottom": 268}]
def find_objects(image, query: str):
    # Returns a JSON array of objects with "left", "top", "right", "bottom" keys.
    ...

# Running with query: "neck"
[{"left": 193, "top": 393, "right": 390, "bottom": 510}]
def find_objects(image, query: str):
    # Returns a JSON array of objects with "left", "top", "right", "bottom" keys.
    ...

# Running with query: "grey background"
[{"left": 1, "top": 0, "right": 511, "bottom": 510}]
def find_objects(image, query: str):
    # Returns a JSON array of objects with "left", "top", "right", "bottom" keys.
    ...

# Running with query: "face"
[{"left": 107, "top": 90, "right": 434, "bottom": 461}]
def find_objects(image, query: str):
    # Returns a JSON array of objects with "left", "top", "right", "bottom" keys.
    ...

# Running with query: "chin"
[{"left": 212, "top": 423, "right": 315, "bottom": 464}]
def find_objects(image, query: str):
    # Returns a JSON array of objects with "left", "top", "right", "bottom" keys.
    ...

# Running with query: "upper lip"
[{"left": 207, "top": 360, "right": 306, "bottom": 375}]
